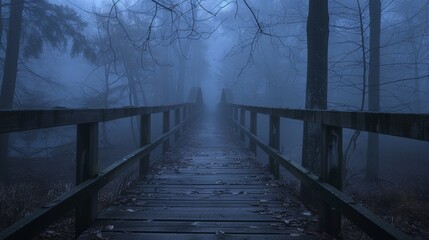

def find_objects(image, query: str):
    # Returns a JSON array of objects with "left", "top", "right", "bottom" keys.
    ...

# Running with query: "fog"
[{"left": 1, "top": 0, "right": 429, "bottom": 239}]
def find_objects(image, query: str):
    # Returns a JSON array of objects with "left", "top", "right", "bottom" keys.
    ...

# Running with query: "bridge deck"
[{"left": 78, "top": 114, "right": 320, "bottom": 239}]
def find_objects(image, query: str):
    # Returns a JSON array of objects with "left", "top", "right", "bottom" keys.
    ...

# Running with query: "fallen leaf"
[
  {"left": 125, "top": 208, "right": 136, "bottom": 212},
  {"left": 105, "top": 225, "right": 114, "bottom": 230},
  {"left": 301, "top": 211, "right": 312, "bottom": 216}
]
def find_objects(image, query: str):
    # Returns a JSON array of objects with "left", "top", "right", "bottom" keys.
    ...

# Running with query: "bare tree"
[
  {"left": 366, "top": 0, "right": 381, "bottom": 182},
  {"left": 300, "top": 0, "right": 329, "bottom": 206}
]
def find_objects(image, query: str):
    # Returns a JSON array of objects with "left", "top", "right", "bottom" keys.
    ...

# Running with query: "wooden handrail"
[
  {"left": 219, "top": 88, "right": 418, "bottom": 240},
  {"left": 0, "top": 87, "right": 204, "bottom": 240},
  {"left": 0, "top": 104, "right": 187, "bottom": 134},
  {"left": 0, "top": 116, "right": 191, "bottom": 240},
  {"left": 229, "top": 103, "right": 429, "bottom": 142}
]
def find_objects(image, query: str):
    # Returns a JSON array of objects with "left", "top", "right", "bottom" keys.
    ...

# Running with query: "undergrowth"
[{"left": 0, "top": 173, "right": 136, "bottom": 240}]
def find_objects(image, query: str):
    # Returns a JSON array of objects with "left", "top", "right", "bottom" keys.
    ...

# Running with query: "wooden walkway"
[{"left": 78, "top": 114, "right": 320, "bottom": 240}]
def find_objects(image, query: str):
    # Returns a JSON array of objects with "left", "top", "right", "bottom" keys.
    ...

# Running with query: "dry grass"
[
  {"left": 0, "top": 181, "right": 73, "bottom": 229},
  {"left": 344, "top": 177, "right": 429, "bottom": 239},
  {"left": 0, "top": 172, "right": 136, "bottom": 240}
]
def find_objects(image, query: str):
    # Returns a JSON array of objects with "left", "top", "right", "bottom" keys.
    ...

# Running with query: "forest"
[{"left": 0, "top": 0, "right": 428, "bottom": 239}]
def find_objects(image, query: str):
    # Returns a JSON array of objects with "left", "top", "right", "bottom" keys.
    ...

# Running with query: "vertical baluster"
[
  {"left": 233, "top": 106, "right": 238, "bottom": 134},
  {"left": 249, "top": 111, "right": 257, "bottom": 154},
  {"left": 139, "top": 114, "right": 151, "bottom": 176},
  {"left": 163, "top": 111, "right": 170, "bottom": 153},
  {"left": 175, "top": 108, "right": 181, "bottom": 141},
  {"left": 269, "top": 116, "right": 280, "bottom": 179},
  {"left": 240, "top": 108, "right": 245, "bottom": 142},
  {"left": 183, "top": 106, "right": 188, "bottom": 130},
  {"left": 75, "top": 123, "right": 98, "bottom": 235},
  {"left": 320, "top": 125, "right": 343, "bottom": 237}
]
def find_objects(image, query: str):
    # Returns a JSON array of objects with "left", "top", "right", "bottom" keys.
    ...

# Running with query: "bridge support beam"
[
  {"left": 75, "top": 122, "right": 99, "bottom": 235},
  {"left": 249, "top": 111, "right": 257, "bottom": 154},
  {"left": 320, "top": 125, "right": 343, "bottom": 237},
  {"left": 139, "top": 114, "right": 151, "bottom": 176},
  {"left": 269, "top": 116, "right": 280, "bottom": 179},
  {"left": 162, "top": 111, "right": 170, "bottom": 153}
]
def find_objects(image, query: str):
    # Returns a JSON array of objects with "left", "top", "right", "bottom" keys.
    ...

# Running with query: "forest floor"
[
  {"left": 342, "top": 173, "right": 429, "bottom": 239},
  {"left": 0, "top": 170, "right": 136, "bottom": 240},
  {"left": 0, "top": 139, "right": 139, "bottom": 240}
]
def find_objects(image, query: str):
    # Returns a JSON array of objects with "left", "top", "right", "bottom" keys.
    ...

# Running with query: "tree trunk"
[
  {"left": 366, "top": 0, "right": 381, "bottom": 182},
  {"left": 300, "top": 0, "right": 329, "bottom": 205},
  {"left": 0, "top": 0, "right": 4, "bottom": 50},
  {"left": 0, "top": 0, "right": 25, "bottom": 183}
]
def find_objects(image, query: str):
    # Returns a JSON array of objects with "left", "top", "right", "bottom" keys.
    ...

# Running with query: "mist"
[{"left": 0, "top": 0, "right": 428, "bottom": 239}]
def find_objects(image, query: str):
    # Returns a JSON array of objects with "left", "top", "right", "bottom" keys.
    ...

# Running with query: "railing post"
[
  {"left": 75, "top": 122, "right": 98, "bottom": 235},
  {"left": 240, "top": 108, "right": 245, "bottom": 142},
  {"left": 269, "top": 115, "right": 280, "bottom": 179},
  {"left": 175, "top": 108, "right": 181, "bottom": 141},
  {"left": 0, "top": 134, "right": 9, "bottom": 183},
  {"left": 320, "top": 125, "right": 343, "bottom": 237},
  {"left": 249, "top": 111, "right": 257, "bottom": 154},
  {"left": 233, "top": 106, "right": 238, "bottom": 134},
  {"left": 183, "top": 106, "right": 188, "bottom": 130},
  {"left": 162, "top": 110, "right": 170, "bottom": 153},
  {"left": 139, "top": 114, "right": 151, "bottom": 176}
]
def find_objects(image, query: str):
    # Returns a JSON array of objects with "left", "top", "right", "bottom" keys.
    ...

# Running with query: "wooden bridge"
[{"left": 0, "top": 88, "right": 428, "bottom": 240}]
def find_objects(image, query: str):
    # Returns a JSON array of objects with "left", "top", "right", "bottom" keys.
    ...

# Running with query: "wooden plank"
[
  {"left": 98, "top": 208, "right": 286, "bottom": 222},
  {"left": 84, "top": 220, "right": 309, "bottom": 234},
  {"left": 126, "top": 187, "right": 280, "bottom": 195},
  {"left": 79, "top": 232, "right": 315, "bottom": 240},
  {"left": 114, "top": 200, "right": 285, "bottom": 208},
  {"left": 134, "top": 184, "right": 276, "bottom": 190}
]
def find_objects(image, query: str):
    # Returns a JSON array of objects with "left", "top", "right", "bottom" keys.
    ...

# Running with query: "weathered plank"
[
  {"left": 79, "top": 232, "right": 316, "bottom": 240},
  {"left": 78, "top": 114, "right": 318, "bottom": 239}
]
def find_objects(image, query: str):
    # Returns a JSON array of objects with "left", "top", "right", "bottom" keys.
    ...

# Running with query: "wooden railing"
[
  {"left": 219, "top": 88, "right": 428, "bottom": 240},
  {"left": 0, "top": 88, "right": 204, "bottom": 240}
]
